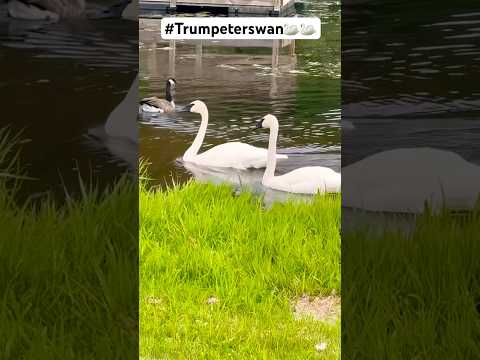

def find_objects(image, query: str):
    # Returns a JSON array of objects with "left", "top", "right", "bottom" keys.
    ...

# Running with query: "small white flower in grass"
[
  {"left": 315, "top": 342, "right": 327, "bottom": 352},
  {"left": 146, "top": 296, "right": 162, "bottom": 305},
  {"left": 206, "top": 296, "right": 218, "bottom": 305}
]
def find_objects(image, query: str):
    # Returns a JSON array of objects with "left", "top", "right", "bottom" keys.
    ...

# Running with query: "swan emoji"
[
  {"left": 300, "top": 24, "right": 316, "bottom": 36},
  {"left": 283, "top": 24, "right": 299, "bottom": 36}
]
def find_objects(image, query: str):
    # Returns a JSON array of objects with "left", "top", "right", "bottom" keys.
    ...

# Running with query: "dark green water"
[
  {"left": 342, "top": 1, "right": 480, "bottom": 166},
  {"left": 0, "top": 2, "right": 137, "bottom": 201}
]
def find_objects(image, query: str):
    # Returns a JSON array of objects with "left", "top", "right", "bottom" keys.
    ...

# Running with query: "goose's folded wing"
[{"left": 140, "top": 97, "right": 171, "bottom": 108}]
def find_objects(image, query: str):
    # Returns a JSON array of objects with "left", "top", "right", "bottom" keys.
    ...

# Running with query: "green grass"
[
  {"left": 140, "top": 181, "right": 341, "bottom": 359},
  {"left": 343, "top": 210, "right": 480, "bottom": 359},
  {"left": 0, "top": 130, "right": 138, "bottom": 359}
]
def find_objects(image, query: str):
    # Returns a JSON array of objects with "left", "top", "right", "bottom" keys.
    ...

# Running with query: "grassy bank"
[
  {"left": 0, "top": 129, "right": 138, "bottom": 359},
  {"left": 343, "top": 209, "right": 480, "bottom": 358},
  {"left": 140, "top": 181, "right": 341, "bottom": 359}
]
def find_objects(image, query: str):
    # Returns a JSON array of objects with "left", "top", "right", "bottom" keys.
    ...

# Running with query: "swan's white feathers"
[
  {"left": 266, "top": 166, "right": 341, "bottom": 194},
  {"left": 185, "top": 142, "right": 287, "bottom": 170},
  {"left": 183, "top": 101, "right": 288, "bottom": 169},
  {"left": 105, "top": 75, "right": 138, "bottom": 143},
  {"left": 259, "top": 114, "right": 341, "bottom": 194},
  {"left": 342, "top": 147, "right": 480, "bottom": 213}
]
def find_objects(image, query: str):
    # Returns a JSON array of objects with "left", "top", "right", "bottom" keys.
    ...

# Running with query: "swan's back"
[
  {"left": 268, "top": 166, "right": 341, "bottom": 194},
  {"left": 342, "top": 147, "right": 480, "bottom": 212},
  {"left": 105, "top": 75, "right": 138, "bottom": 143},
  {"left": 186, "top": 142, "right": 286, "bottom": 169}
]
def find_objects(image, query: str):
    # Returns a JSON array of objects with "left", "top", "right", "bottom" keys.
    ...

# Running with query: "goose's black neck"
[{"left": 165, "top": 83, "right": 174, "bottom": 102}]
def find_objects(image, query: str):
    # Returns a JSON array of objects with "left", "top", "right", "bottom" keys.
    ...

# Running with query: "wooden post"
[
  {"left": 273, "top": 0, "right": 281, "bottom": 15},
  {"left": 271, "top": 39, "right": 279, "bottom": 71},
  {"left": 169, "top": 40, "right": 176, "bottom": 78},
  {"left": 146, "top": 40, "right": 157, "bottom": 75},
  {"left": 169, "top": 0, "right": 176, "bottom": 12},
  {"left": 289, "top": 39, "right": 296, "bottom": 57}
]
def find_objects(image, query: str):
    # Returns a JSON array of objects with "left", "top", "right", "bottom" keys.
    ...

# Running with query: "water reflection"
[
  {"left": 0, "top": 4, "right": 137, "bottom": 200},
  {"left": 342, "top": 3, "right": 480, "bottom": 167},
  {"left": 182, "top": 161, "right": 314, "bottom": 207}
]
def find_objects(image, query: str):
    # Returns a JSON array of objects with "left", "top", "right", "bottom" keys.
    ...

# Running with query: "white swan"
[
  {"left": 300, "top": 24, "right": 316, "bottom": 36},
  {"left": 342, "top": 148, "right": 480, "bottom": 213},
  {"left": 105, "top": 75, "right": 138, "bottom": 143},
  {"left": 180, "top": 101, "right": 288, "bottom": 170},
  {"left": 7, "top": 0, "right": 132, "bottom": 21},
  {"left": 139, "top": 78, "right": 176, "bottom": 113},
  {"left": 87, "top": 74, "right": 138, "bottom": 170},
  {"left": 255, "top": 114, "right": 341, "bottom": 194}
]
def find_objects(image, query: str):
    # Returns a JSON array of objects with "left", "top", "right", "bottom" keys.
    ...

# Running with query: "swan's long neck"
[
  {"left": 184, "top": 107, "right": 208, "bottom": 160},
  {"left": 264, "top": 123, "right": 278, "bottom": 182}
]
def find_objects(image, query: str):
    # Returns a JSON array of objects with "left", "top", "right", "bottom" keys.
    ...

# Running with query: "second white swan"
[
  {"left": 180, "top": 101, "right": 288, "bottom": 169},
  {"left": 255, "top": 114, "right": 341, "bottom": 194}
]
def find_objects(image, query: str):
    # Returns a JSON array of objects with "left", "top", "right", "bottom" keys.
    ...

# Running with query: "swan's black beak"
[
  {"left": 179, "top": 103, "right": 194, "bottom": 112},
  {"left": 254, "top": 119, "right": 263, "bottom": 130}
]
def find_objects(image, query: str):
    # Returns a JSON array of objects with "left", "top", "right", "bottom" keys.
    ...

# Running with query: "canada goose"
[
  {"left": 179, "top": 100, "right": 288, "bottom": 170},
  {"left": 342, "top": 148, "right": 480, "bottom": 213},
  {"left": 139, "top": 78, "right": 176, "bottom": 113},
  {"left": 7, "top": 0, "right": 132, "bottom": 21},
  {"left": 300, "top": 24, "right": 316, "bottom": 36},
  {"left": 255, "top": 114, "right": 341, "bottom": 194}
]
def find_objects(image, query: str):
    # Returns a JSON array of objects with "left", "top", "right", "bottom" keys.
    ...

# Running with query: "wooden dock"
[{"left": 140, "top": 0, "right": 298, "bottom": 17}]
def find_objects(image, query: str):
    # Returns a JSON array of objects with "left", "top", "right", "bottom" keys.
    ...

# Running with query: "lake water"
[
  {"left": 342, "top": 2, "right": 480, "bottom": 166},
  {"left": 139, "top": 1, "right": 341, "bottom": 201},
  {"left": 0, "top": 2, "right": 137, "bottom": 201},
  {"left": 341, "top": 2, "right": 480, "bottom": 227}
]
